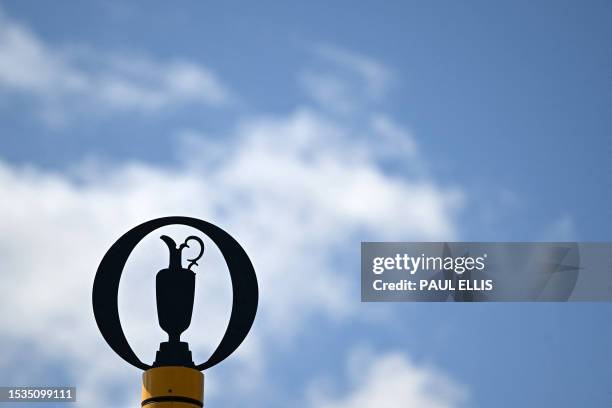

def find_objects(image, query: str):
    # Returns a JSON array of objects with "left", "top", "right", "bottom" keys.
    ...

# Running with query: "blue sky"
[{"left": 0, "top": 1, "right": 611, "bottom": 407}]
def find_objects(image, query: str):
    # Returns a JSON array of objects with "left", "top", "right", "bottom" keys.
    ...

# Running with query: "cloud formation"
[
  {"left": 300, "top": 44, "right": 394, "bottom": 114},
  {"left": 310, "top": 348, "right": 468, "bottom": 408},
  {"left": 0, "top": 8, "right": 232, "bottom": 124}
]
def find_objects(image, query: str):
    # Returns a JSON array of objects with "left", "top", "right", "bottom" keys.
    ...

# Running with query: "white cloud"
[
  {"left": 0, "top": 107, "right": 461, "bottom": 406},
  {"left": 300, "top": 44, "right": 394, "bottom": 114},
  {"left": 300, "top": 71, "right": 355, "bottom": 114},
  {"left": 309, "top": 348, "right": 468, "bottom": 408},
  {"left": 314, "top": 45, "right": 392, "bottom": 100},
  {"left": 0, "top": 8, "right": 232, "bottom": 124},
  {"left": 370, "top": 113, "right": 418, "bottom": 158}
]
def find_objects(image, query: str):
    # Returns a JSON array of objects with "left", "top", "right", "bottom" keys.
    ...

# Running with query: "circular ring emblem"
[{"left": 92, "top": 216, "right": 258, "bottom": 371}]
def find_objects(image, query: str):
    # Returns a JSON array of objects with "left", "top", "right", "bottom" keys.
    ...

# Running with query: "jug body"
[{"left": 156, "top": 267, "right": 195, "bottom": 342}]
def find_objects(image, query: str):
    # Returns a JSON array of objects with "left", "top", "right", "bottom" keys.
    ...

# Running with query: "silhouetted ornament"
[{"left": 92, "top": 216, "right": 258, "bottom": 371}]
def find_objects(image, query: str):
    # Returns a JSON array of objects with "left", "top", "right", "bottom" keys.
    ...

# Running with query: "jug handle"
[{"left": 179, "top": 235, "right": 205, "bottom": 271}]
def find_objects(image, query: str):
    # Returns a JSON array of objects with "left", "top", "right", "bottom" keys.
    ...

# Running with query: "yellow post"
[{"left": 141, "top": 366, "right": 204, "bottom": 407}]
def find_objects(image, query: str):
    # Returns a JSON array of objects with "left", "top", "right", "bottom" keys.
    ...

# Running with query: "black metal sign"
[{"left": 92, "top": 216, "right": 258, "bottom": 371}]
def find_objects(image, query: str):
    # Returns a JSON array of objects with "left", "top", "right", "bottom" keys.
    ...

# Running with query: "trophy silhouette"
[
  {"left": 153, "top": 235, "right": 204, "bottom": 367},
  {"left": 93, "top": 216, "right": 258, "bottom": 408}
]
